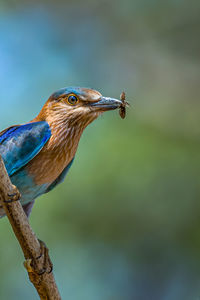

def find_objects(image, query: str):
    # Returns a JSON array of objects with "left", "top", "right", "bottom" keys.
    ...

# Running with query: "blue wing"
[{"left": 0, "top": 121, "right": 51, "bottom": 176}]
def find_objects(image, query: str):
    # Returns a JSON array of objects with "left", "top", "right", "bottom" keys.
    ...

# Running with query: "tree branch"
[{"left": 0, "top": 156, "right": 61, "bottom": 300}]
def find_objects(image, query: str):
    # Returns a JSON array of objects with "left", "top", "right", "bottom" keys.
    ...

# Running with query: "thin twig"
[{"left": 0, "top": 155, "right": 61, "bottom": 300}]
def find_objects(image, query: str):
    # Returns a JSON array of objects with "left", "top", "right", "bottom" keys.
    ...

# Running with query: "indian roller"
[{"left": 0, "top": 87, "right": 124, "bottom": 218}]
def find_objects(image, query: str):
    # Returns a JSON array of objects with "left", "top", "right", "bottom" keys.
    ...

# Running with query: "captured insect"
[{"left": 119, "top": 91, "right": 129, "bottom": 119}]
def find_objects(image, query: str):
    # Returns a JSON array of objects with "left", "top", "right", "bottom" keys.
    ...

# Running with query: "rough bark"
[{"left": 0, "top": 156, "right": 61, "bottom": 300}]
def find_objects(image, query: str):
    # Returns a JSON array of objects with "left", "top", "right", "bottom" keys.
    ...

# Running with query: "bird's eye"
[{"left": 67, "top": 94, "right": 79, "bottom": 105}]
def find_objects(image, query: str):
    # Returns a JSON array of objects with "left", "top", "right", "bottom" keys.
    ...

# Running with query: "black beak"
[{"left": 90, "top": 97, "right": 122, "bottom": 111}]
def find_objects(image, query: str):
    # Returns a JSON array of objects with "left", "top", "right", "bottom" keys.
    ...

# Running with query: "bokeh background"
[{"left": 0, "top": 0, "right": 200, "bottom": 299}]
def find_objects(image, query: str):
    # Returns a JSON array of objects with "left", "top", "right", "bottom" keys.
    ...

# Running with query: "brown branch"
[{"left": 0, "top": 156, "right": 61, "bottom": 300}]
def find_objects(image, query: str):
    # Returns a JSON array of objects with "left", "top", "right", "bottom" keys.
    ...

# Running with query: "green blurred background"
[{"left": 0, "top": 0, "right": 200, "bottom": 299}]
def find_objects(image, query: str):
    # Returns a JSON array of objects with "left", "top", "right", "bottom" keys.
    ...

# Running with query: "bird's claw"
[
  {"left": 24, "top": 239, "right": 53, "bottom": 275},
  {"left": 4, "top": 188, "right": 21, "bottom": 203}
]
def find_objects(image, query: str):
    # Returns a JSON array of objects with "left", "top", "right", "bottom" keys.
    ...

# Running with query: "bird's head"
[{"left": 36, "top": 87, "right": 123, "bottom": 130}]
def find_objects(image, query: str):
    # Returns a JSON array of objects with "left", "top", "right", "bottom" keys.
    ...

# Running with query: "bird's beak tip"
[{"left": 90, "top": 97, "right": 122, "bottom": 111}]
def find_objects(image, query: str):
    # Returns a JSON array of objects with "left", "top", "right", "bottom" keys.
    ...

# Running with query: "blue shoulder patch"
[{"left": 0, "top": 121, "right": 51, "bottom": 176}]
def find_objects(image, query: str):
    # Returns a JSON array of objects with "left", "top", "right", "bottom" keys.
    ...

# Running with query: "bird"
[{"left": 0, "top": 87, "right": 123, "bottom": 218}]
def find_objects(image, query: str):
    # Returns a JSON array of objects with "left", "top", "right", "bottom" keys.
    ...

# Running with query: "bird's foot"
[
  {"left": 24, "top": 239, "right": 53, "bottom": 275},
  {"left": 4, "top": 186, "right": 21, "bottom": 203}
]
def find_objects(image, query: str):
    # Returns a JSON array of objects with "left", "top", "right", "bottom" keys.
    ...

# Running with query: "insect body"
[{"left": 119, "top": 91, "right": 128, "bottom": 119}]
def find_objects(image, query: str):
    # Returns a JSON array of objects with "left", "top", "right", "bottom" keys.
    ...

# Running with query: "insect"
[{"left": 119, "top": 91, "right": 129, "bottom": 119}]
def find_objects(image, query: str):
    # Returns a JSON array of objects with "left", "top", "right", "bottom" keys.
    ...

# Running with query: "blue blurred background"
[{"left": 0, "top": 0, "right": 200, "bottom": 299}]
